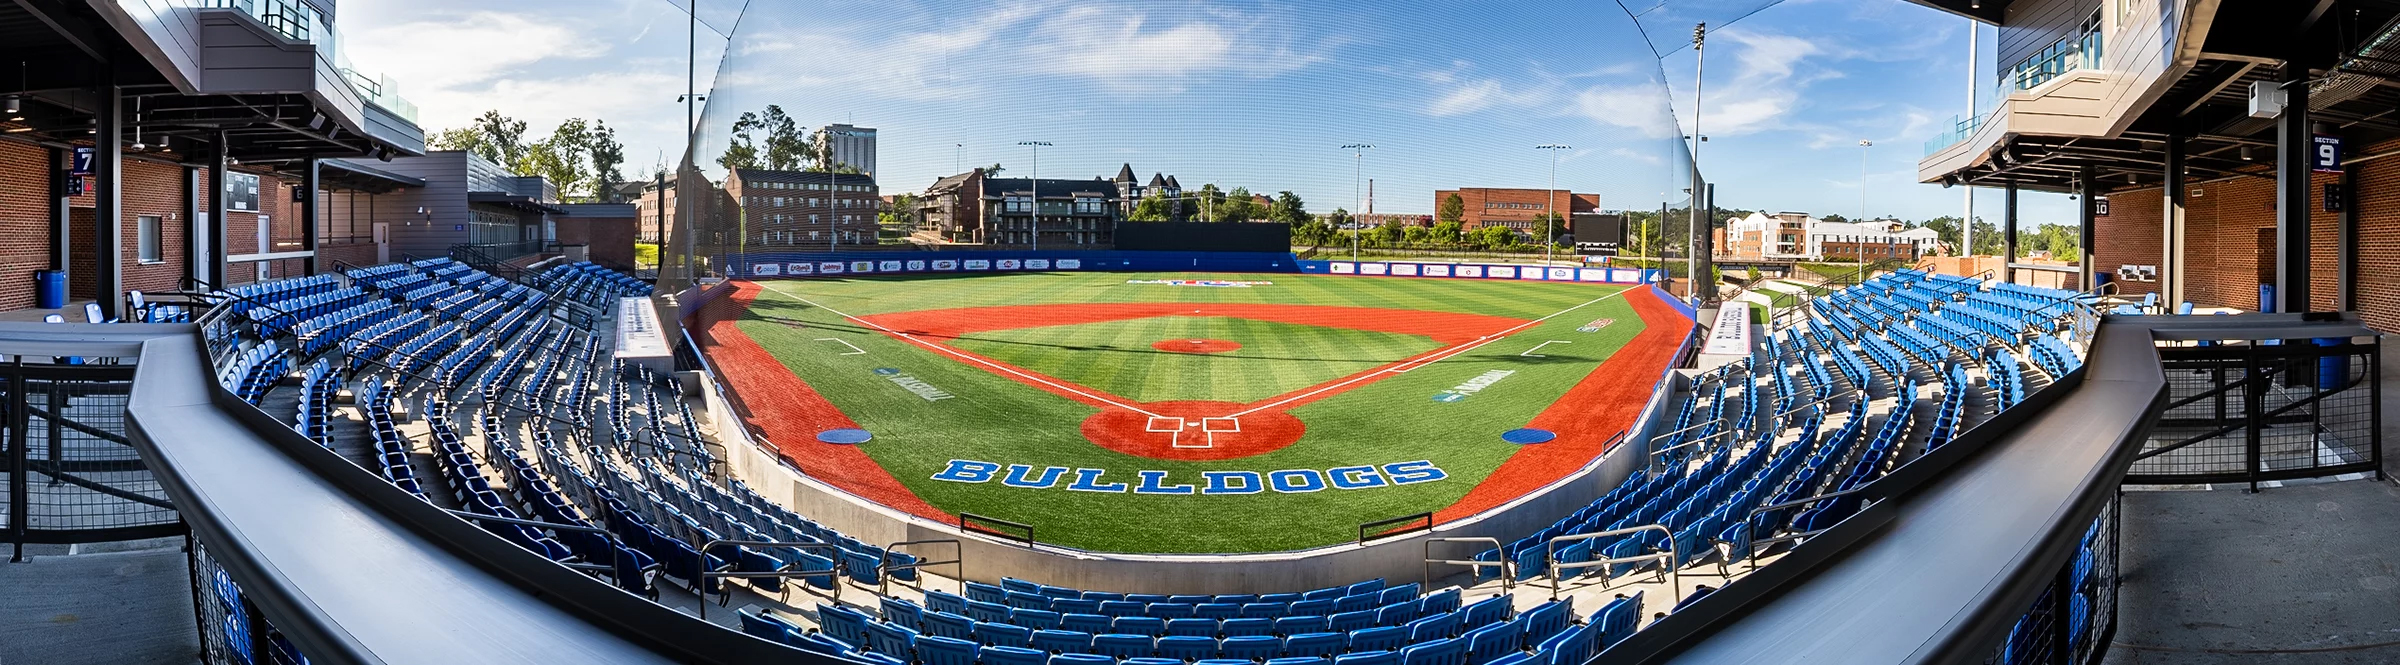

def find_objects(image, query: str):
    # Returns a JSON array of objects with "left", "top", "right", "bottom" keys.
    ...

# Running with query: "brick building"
[
  {"left": 725, "top": 169, "right": 881, "bottom": 250},
  {"left": 1432, "top": 188, "right": 1600, "bottom": 239},
  {"left": 916, "top": 168, "right": 1122, "bottom": 248}
]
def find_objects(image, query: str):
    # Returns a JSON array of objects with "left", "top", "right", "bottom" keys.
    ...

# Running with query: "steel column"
[
  {"left": 47, "top": 146, "right": 68, "bottom": 276},
  {"left": 208, "top": 131, "right": 228, "bottom": 289},
  {"left": 2003, "top": 179, "right": 2018, "bottom": 285},
  {"left": 2339, "top": 163, "right": 2358, "bottom": 311},
  {"left": 2274, "top": 65, "right": 2311, "bottom": 312},
  {"left": 2078, "top": 166, "right": 2098, "bottom": 292},
  {"left": 183, "top": 165, "right": 200, "bottom": 287},
  {"left": 2164, "top": 133, "right": 2185, "bottom": 307},
  {"left": 92, "top": 79, "right": 123, "bottom": 320},
  {"left": 300, "top": 158, "right": 319, "bottom": 275}
]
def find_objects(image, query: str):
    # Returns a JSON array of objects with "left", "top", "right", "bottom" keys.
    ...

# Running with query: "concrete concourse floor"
[
  {"left": 2104, "top": 479, "right": 2400, "bottom": 665},
  {"left": 0, "top": 539, "right": 201, "bottom": 665}
]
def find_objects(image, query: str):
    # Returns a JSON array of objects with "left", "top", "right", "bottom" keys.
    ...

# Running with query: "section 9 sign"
[{"left": 2315, "top": 135, "right": 2344, "bottom": 173}]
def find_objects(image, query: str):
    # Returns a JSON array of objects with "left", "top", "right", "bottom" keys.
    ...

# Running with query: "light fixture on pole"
[
  {"left": 1341, "top": 144, "right": 1373, "bottom": 260},
  {"left": 1018, "top": 141, "right": 1050, "bottom": 251},
  {"left": 1536, "top": 145, "right": 1572, "bottom": 265},
  {"left": 1857, "top": 140, "right": 1872, "bottom": 222},
  {"left": 1689, "top": 22, "right": 1708, "bottom": 305}
]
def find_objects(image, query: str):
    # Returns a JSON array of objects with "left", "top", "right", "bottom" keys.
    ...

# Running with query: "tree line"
[{"left": 429, "top": 110, "right": 626, "bottom": 203}]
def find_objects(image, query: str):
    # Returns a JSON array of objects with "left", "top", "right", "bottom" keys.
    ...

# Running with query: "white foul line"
[
  {"left": 1227, "top": 287, "right": 1635, "bottom": 418},
  {"left": 1521, "top": 340, "right": 1571, "bottom": 358},
  {"left": 760, "top": 282, "right": 1164, "bottom": 418},
  {"left": 815, "top": 338, "right": 867, "bottom": 355}
]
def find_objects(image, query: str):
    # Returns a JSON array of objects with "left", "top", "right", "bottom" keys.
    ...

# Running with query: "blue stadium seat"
[
  {"left": 917, "top": 635, "right": 978, "bottom": 665},
  {"left": 1349, "top": 625, "right": 1407, "bottom": 652},
  {"left": 1032, "top": 629, "right": 1093, "bottom": 654},
  {"left": 982, "top": 645, "right": 1047, "bottom": 665},
  {"left": 1399, "top": 637, "right": 1465, "bottom": 665},
  {"left": 1283, "top": 632, "right": 1345, "bottom": 658},
  {"left": 1092, "top": 634, "right": 1154, "bottom": 660},
  {"left": 1157, "top": 635, "right": 1220, "bottom": 661},
  {"left": 1222, "top": 635, "right": 1282, "bottom": 661},
  {"left": 975, "top": 621, "right": 1034, "bottom": 648},
  {"left": 1336, "top": 651, "right": 1399, "bottom": 665}
]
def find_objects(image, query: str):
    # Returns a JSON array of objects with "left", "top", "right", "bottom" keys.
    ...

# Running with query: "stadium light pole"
[
  {"left": 1019, "top": 141, "right": 1050, "bottom": 251},
  {"left": 1858, "top": 140, "right": 1872, "bottom": 222},
  {"left": 1537, "top": 144, "right": 1571, "bottom": 266},
  {"left": 1342, "top": 144, "right": 1374, "bottom": 260},
  {"left": 1689, "top": 22, "right": 1707, "bottom": 304}
]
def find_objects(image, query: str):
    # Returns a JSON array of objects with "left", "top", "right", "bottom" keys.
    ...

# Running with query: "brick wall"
[
  {"left": 0, "top": 141, "right": 55, "bottom": 311},
  {"left": 2095, "top": 162, "right": 2370, "bottom": 325},
  {"left": 1434, "top": 189, "right": 1599, "bottom": 233},
  {"left": 554, "top": 216, "right": 636, "bottom": 267}
]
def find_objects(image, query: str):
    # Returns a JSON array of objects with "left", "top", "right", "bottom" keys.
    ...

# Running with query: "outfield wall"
[
  {"left": 715, "top": 250, "right": 1300, "bottom": 277},
  {"left": 692, "top": 279, "right": 1702, "bottom": 594},
  {"left": 1297, "top": 260, "right": 1661, "bottom": 284}
]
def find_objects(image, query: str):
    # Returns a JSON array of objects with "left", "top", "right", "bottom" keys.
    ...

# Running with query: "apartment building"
[
  {"left": 1432, "top": 188, "right": 1601, "bottom": 239},
  {"left": 726, "top": 169, "right": 881, "bottom": 249}
]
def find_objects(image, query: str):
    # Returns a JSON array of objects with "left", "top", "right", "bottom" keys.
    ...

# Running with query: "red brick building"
[
  {"left": 725, "top": 169, "right": 881, "bottom": 249},
  {"left": 1431, "top": 188, "right": 1601, "bottom": 237}
]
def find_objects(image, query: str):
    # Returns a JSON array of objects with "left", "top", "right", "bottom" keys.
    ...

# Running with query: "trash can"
[{"left": 33, "top": 270, "right": 65, "bottom": 310}]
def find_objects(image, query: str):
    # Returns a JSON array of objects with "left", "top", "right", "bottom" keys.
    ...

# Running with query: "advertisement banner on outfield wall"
[
  {"left": 907, "top": 260, "right": 926, "bottom": 271},
  {"left": 1424, "top": 264, "right": 1452, "bottom": 277},
  {"left": 1330, "top": 262, "right": 1355, "bottom": 274},
  {"left": 1028, "top": 259, "right": 1052, "bottom": 269},
  {"left": 1057, "top": 259, "right": 1082, "bottom": 269},
  {"left": 998, "top": 259, "right": 1022, "bottom": 270},
  {"left": 753, "top": 263, "right": 781, "bottom": 276},
  {"left": 965, "top": 260, "right": 991, "bottom": 270},
  {"left": 880, "top": 261, "right": 903, "bottom": 272},
  {"left": 934, "top": 260, "right": 959, "bottom": 271},
  {"left": 1457, "top": 265, "right": 1484, "bottom": 278},
  {"left": 1488, "top": 265, "right": 1517, "bottom": 279},
  {"left": 1520, "top": 267, "right": 1546, "bottom": 280},
  {"left": 820, "top": 262, "right": 845, "bottom": 274},
  {"left": 789, "top": 263, "right": 814, "bottom": 275},
  {"left": 1392, "top": 263, "right": 1419, "bottom": 276},
  {"left": 852, "top": 261, "right": 875, "bottom": 273},
  {"left": 1577, "top": 269, "right": 1608, "bottom": 282},
  {"left": 1550, "top": 268, "right": 1577, "bottom": 280},
  {"left": 1361, "top": 263, "right": 1389, "bottom": 275}
]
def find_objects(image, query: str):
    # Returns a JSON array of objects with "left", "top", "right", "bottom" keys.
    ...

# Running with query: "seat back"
[
  {"left": 1156, "top": 635, "right": 1219, "bottom": 661},
  {"left": 1284, "top": 632, "right": 1345, "bottom": 658},
  {"left": 917, "top": 635, "right": 978, "bottom": 665},
  {"left": 1091, "top": 634, "right": 1154, "bottom": 660},
  {"left": 924, "top": 611, "right": 976, "bottom": 640},
  {"left": 1400, "top": 637, "right": 1465, "bottom": 665},
  {"left": 1031, "top": 629, "right": 1094, "bottom": 654},
  {"left": 1349, "top": 625, "right": 1407, "bottom": 652},
  {"left": 973, "top": 621, "right": 1034, "bottom": 648},
  {"left": 1221, "top": 635, "right": 1281, "bottom": 660}
]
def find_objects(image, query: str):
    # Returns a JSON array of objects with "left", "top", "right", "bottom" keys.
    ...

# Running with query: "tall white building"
[{"left": 818, "top": 124, "right": 877, "bottom": 177}]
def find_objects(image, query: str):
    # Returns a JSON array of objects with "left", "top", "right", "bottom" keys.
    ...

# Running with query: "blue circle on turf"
[
  {"left": 818, "top": 428, "right": 874, "bottom": 445},
  {"left": 1501, "top": 428, "right": 1556, "bottom": 445}
]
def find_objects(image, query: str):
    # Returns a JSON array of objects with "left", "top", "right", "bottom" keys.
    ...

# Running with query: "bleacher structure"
[{"left": 183, "top": 261, "right": 2095, "bottom": 665}]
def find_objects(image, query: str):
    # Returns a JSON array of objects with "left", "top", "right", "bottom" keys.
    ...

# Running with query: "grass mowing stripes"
[{"left": 734, "top": 272, "right": 1655, "bottom": 553}]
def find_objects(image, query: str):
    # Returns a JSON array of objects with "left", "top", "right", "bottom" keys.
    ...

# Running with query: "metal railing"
[
  {"left": 1360, "top": 512, "right": 1433, "bottom": 544},
  {"left": 961, "top": 513, "right": 1034, "bottom": 545},
  {"left": 696, "top": 539, "right": 847, "bottom": 621},
  {"left": 1423, "top": 537, "right": 1511, "bottom": 592},
  {"left": 445, "top": 509, "right": 622, "bottom": 576},
  {"left": 878, "top": 539, "right": 964, "bottom": 596},
  {"left": 1738, "top": 484, "right": 1879, "bottom": 567},
  {"left": 1545, "top": 525, "right": 1677, "bottom": 601}
]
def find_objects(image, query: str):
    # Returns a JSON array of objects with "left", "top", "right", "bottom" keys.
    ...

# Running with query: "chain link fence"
[{"left": 2129, "top": 338, "right": 2382, "bottom": 488}]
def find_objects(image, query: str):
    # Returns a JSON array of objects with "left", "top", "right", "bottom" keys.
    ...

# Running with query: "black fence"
[
  {"left": 1982, "top": 494, "right": 2120, "bottom": 665},
  {"left": 3, "top": 359, "right": 179, "bottom": 558},
  {"left": 1115, "top": 221, "right": 1291, "bottom": 252},
  {"left": 2128, "top": 339, "right": 2382, "bottom": 488}
]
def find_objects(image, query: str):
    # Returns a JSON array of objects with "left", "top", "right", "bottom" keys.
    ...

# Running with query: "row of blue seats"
[
  {"left": 248, "top": 286, "right": 370, "bottom": 331},
  {"left": 422, "top": 399, "right": 578, "bottom": 565},
  {"left": 293, "top": 359, "right": 337, "bottom": 448},
  {"left": 1989, "top": 348, "right": 2028, "bottom": 409},
  {"left": 292, "top": 299, "right": 402, "bottom": 356},
  {"left": 1920, "top": 364, "right": 1971, "bottom": 451},
  {"left": 792, "top": 594, "right": 1619, "bottom": 665},
  {"left": 221, "top": 274, "right": 339, "bottom": 320},
  {"left": 918, "top": 585, "right": 1449, "bottom": 637},
  {"left": 343, "top": 312, "right": 433, "bottom": 371},
  {"left": 359, "top": 381, "right": 429, "bottom": 500},
  {"left": 216, "top": 342, "right": 286, "bottom": 405}
]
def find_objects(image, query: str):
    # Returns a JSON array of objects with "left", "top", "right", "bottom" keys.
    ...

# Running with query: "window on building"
[{"left": 137, "top": 216, "right": 162, "bottom": 263}]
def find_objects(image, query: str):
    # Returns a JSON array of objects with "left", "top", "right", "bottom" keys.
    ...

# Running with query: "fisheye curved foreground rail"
[
  {"left": 123, "top": 328, "right": 846, "bottom": 665},
  {"left": 1600, "top": 314, "right": 2182, "bottom": 664}
]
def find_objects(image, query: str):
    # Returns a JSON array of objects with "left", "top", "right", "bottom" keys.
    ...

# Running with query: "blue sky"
[{"left": 341, "top": 0, "right": 2077, "bottom": 227}]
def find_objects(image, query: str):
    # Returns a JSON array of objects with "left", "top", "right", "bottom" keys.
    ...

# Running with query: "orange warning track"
[
  {"left": 1431, "top": 286, "right": 1692, "bottom": 522},
  {"left": 689, "top": 281, "right": 953, "bottom": 521}
]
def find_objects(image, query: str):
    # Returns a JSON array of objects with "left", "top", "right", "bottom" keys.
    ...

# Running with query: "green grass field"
[{"left": 728, "top": 272, "right": 1656, "bottom": 553}]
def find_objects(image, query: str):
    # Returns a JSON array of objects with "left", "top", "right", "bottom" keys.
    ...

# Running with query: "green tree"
[
  {"left": 1271, "top": 191, "right": 1309, "bottom": 225},
  {"left": 583, "top": 120, "right": 625, "bottom": 201},
  {"left": 1403, "top": 225, "right": 1432, "bottom": 244},
  {"left": 1127, "top": 192, "right": 1175, "bottom": 222},
  {"left": 1218, "top": 187, "right": 1261, "bottom": 222},
  {"left": 878, "top": 193, "right": 919, "bottom": 229},
  {"left": 1322, "top": 208, "right": 1352, "bottom": 235},
  {"left": 429, "top": 110, "right": 529, "bottom": 167},
  {"left": 1437, "top": 192, "right": 1465, "bottom": 226},
  {"left": 1431, "top": 221, "right": 1463, "bottom": 245},
  {"left": 1474, "top": 225, "right": 1515, "bottom": 248},
  {"left": 1370, "top": 218, "right": 1405, "bottom": 247},
  {"left": 984, "top": 163, "right": 1005, "bottom": 176}
]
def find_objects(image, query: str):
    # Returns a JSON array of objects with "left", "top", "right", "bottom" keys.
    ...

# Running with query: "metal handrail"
[
  {"left": 1423, "top": 537, "right": 1512, "bottom": 592},
  {"left": 1649, "top": 427, "right": 1739, "bottom": 462},
  {"left": 443, "top": 509, "right": 622, "bottom": 577},
  {"left": 878, "top": 539, "right": 965, "bottom": 596},
  {"left": 961, "top": 513, "right": 1034, "bottom": 545},
  {"left": 696, "top": 539, "right": 847, "bottom": 620},
  {"left": 1545, "top": 525, "right": 1678, "bottom": 601}
]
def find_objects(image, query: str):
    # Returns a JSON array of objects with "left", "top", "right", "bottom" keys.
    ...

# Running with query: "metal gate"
[
  {"left": 2127, "top": 338, "right": 2383, "bottom": 489},
  {"left": 1, "top": 359, "right": 180, "bottom": 558}
]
